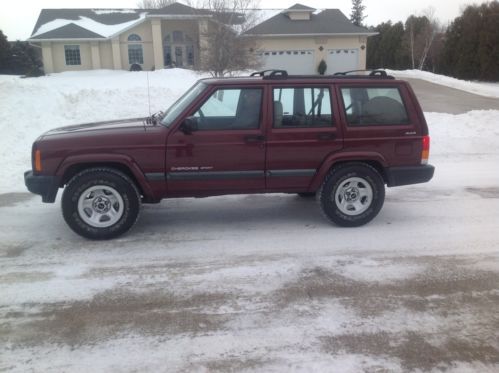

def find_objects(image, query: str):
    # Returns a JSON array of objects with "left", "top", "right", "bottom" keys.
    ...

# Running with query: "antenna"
[{"left": 146, "top": 71, "right": 152, "bottom": 116}]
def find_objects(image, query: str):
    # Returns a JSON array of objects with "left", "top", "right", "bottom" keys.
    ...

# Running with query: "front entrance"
[{"left": 163, "top": 31, "right": 195, "bottom": 68}]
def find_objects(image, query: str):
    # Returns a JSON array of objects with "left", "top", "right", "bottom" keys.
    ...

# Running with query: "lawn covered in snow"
[{"left": 1, "top": 68, "right": 499, "bottom": 193}]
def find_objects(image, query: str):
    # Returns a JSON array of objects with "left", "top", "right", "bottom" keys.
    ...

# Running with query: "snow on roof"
[
  {"left": 32, "top": 12, "right": 147, "bottom": 39},
  {"left": 92, "top": 9, "right": 137, "bottom": 15}
]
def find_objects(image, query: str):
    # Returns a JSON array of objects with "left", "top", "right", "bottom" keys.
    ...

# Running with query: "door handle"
[
  {"left": 317, "top": 133, "right": 336, "bottom": 141},
  {"left": 245, "top": 135, "right": 265, "bottom": 143}
]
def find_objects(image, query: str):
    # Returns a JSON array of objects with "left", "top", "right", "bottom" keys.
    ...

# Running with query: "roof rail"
[
  {"left": 333, "top": 69, "right": 394, "bottom": 79},
  {"left": 250, "top": 70, "right": 288, "bottom": 79}
]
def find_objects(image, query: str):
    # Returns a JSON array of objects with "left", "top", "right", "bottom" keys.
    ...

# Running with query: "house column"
[
  {"left": 41, "top": 42, "right": 54, "bottom": 74},
  {"left": 151, "top": 19, "right": 163, "bottom": 69},
  {"left": 198, "top": 20, "right": 209, "bottom": 69},
  {"left": 111, "top": 37, "right": 122, "bottom": 70},
  {"left": 90, "top": 41, "right": 101, "bottom": 69}
]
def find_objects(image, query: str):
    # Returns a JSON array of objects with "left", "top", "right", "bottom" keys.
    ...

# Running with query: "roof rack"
[
  {"left": 332, "top": 69, "right": 394, "bottom": 79},
  {"left": 249, "top": 69, "right": 394, "bottom": 80},
  {"left": 250, "top": 70, "right": 288, "bottom": 79}
]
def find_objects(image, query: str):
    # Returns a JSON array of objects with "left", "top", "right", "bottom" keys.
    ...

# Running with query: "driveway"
[{"left": 402, "top": 78, "right": 499, "bottom": 114}]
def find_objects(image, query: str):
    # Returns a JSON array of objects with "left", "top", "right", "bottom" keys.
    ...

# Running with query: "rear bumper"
[
  {"left": 24, "top": 170, "right": 59, "bottom": 203},
  {"left": 385, "top": 164, "right": 435, "bottom": 187}
]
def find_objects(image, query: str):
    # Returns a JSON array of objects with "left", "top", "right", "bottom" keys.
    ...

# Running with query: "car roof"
[{"left": 199, "top": 70, "right": 404, "bottom": 86}]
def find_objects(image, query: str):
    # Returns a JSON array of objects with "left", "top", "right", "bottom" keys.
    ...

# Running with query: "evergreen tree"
[
  {"left": 350, "top": 0, "right": 366, "bottom": 27},
  {"left": 0, "top": 30, "right": 11, "bottom": 73}
]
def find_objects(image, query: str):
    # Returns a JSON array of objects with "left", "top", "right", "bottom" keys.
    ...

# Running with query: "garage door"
[
  {"left": 260, "top": 50, "right": 315, "bottom": 75},
  {"left": 327, "top": 49, "right": 359, "bottom": 75}
]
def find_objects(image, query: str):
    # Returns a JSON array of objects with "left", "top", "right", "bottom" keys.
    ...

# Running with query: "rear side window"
[
  {"left": 340, "top": 87, "right": 409, "bottom": 126},
  {"left": 273, "top": 87, "right": 333, "bottom": 128}
]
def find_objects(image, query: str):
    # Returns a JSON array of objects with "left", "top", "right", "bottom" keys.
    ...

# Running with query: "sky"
[{"left": 0, "top": 0, "right": 484, "bottom": 40}]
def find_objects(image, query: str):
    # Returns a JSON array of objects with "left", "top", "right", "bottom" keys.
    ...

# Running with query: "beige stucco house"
[{"left": 28, "top": 2, "right": 375, "bottom": 75}]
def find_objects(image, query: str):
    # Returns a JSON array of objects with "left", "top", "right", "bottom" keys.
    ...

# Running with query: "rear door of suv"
[{"left": 265, "top": 83, "right": 343, "bottom": 191}]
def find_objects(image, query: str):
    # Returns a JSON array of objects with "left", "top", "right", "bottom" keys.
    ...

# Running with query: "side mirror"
[{"left": 180, "top": 116, "right": 198, "bottom": 134}]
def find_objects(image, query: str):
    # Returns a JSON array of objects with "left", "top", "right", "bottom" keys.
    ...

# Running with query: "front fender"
[{"left": 55, "top": 153, "right": 157, "bottom": 200}]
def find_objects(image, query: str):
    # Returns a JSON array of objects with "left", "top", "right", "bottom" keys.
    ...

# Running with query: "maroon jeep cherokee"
[{"left": 25, "top": 70, "right": 434, "bottom": 239}]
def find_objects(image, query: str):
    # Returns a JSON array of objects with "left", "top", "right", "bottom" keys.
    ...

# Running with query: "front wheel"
[
  {"left": 318, "top": 163, "right": 385, "bottom": 227},
  {"left": 62, "top": 168, "right": 140, "bottom": 239}
]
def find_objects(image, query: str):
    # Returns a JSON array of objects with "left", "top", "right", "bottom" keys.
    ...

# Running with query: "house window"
[
  {"left": 64, "top": 45, "right": 81, "bottom": 65},
  {"left": 127, "top": 34, "right": 143, "bottom": 65},
  {"left": 128, "top": 44, "right": 144, "bottom": 64}
]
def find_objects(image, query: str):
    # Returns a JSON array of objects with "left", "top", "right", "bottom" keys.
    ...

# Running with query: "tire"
[
  {"left": 297, "top": 192, "right": 316, "bottom": 198},
  {"left": 318, "top": 163, "right": 385, "bottom": 227},
  {"left": 62, "top": 168, "right": 141, "bottom": 239}
]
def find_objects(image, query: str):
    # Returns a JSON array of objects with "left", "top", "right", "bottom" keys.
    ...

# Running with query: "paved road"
[{"left": 403, "top": 78, "right": 499, "bottom": 114}]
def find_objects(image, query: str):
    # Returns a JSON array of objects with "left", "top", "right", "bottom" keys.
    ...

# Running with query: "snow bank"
[
  {"left": 0, "top": 69, "right": 208, "bottom": 193},
  {"left": 1, "top": 69, "right": 499, "bottom": 194},
  {"left": 387, "top": 69, "right": 499, "bottom": 99}
]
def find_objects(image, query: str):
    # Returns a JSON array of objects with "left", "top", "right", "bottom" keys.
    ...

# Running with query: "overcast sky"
[{"left": 0, "top": 0, "right": 484, "bottom": 40}]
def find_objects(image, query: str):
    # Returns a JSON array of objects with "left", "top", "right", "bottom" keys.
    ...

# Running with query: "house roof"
[
  {"left": 245, "top": 8, "right": 374, "bottom": 36},
  {"left": 31, "top": 23, "right": 106, "bottom": 40},
  {"left": 29, "top": 2, "right": 244, "bottom": 41}
]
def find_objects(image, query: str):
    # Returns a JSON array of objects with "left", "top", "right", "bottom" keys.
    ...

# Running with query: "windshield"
[{"left": 161, "top": 81, "right": 207, "bottom": 127}]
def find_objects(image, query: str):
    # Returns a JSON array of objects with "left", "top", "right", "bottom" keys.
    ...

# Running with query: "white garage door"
[
  {"left": 260, "top": 50, "right": 315, "bottom": 75},
  {"left": 327, "top": 49, "right": 359, "bottom": 75}
]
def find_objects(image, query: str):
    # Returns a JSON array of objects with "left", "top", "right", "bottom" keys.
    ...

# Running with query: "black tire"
[
  {"left": 318, "top": 163, "right": 385, "bottom": 227},
  {"left": 297, "top": 192, "right": 316, "bottom": 198},
  {"left": 62, "top": 168, "right": 141, "bottom": 240}
]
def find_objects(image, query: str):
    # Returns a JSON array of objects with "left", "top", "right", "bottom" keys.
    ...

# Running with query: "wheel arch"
[
  {"left": 309, "top": 153, "right": 388, "bottom": 192},
  {"left": 56, "top": 155, "right": 155, "bottom": 201}
]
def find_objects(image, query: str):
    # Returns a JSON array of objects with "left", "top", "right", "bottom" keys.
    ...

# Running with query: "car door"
[
  {"left": 165, "top": 85, "right": 267, "bottom": 196},
  {"left": 265, "top": 84, "right": 343, "bottom": 191}
]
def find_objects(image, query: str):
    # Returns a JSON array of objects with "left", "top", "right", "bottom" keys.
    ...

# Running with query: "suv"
[{"left": 25, "top": 70, "right": 434, "bottom": 239}]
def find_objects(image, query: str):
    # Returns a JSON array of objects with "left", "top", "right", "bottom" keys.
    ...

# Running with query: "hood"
[{"left": 43, "top": 117, "right": 149, "bottom": 136}]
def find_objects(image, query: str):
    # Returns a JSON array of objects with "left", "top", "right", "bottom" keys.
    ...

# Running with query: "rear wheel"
[
  {"left": 62, "top": 168, "right": 140, "bottom": 239},
  {"left": 318, "top": 163, "right": 385, "bottom": 227}
]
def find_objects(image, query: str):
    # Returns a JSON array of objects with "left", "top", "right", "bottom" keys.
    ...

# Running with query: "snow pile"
[
  {"left": 387, "top": 69, "right": 499, "bottom": 99},
  {"left": 0, "top": 69, "right": 208, "bottom": 193},
  {"left": 1, "top": 69, "right": 499, "bottom": 194}
]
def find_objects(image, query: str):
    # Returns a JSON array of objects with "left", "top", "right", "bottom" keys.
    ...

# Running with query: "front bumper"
[
  {"left": 385, "top": 164, "right": 435, "bottom": 187},
  {"left": 24, "top": 170, "right": 60, "bottom": 203}
]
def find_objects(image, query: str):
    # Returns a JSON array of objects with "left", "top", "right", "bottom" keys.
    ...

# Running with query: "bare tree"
[
  {"left": 406, "top": 7, "right": 440, "bottom": 70},
  {"left": 137, "top": 0, "right": 176, "bottom": 9},
  {"left": 187, "top": 0, "right": 261, "bottom": 76}
]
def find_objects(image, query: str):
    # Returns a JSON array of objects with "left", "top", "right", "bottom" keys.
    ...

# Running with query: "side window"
[
  {"left": 340, "top": 87, "right": 409, "bottom": 126},
  {"left": 273, "top": 87, "right": 333, "bottom": 128},
  {"left": 64, "top": 45, "right": 81, "bottom": 65},
  {"left": 193, "top": 88, "right": 262, "bottom": 130}
]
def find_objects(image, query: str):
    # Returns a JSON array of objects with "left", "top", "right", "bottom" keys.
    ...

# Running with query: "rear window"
[{"left": 340, "top": 87, "right": 409, "bottom": 126}]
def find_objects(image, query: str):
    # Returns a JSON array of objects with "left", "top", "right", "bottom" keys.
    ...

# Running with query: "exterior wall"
[
  {"left": 99, "top": 41, "right": 114, "bottom": 69},
  {"left": 119, "top": 20, "right": 155, "bottom": 71},
  {"left": 52, "top": 42, "right": 93, "bottom": 72},
  {"left": 41, "top": 42, "right": 54, "bottom": 74},
  {"left": 255, "top": 36, "right": 367, "bottom": 74}
]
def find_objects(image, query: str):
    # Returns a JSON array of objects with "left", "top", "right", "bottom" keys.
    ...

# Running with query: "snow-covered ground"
[{"left": 1, "top": 70, "right": 499, "bottom": 372}]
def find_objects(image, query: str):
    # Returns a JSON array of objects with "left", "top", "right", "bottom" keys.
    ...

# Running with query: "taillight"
[
  {"left": 421, "top": 135, "right": 430, "bottom": 165},
  {"left": 34, "top": 149, "right": 42, "bottom": 172}
]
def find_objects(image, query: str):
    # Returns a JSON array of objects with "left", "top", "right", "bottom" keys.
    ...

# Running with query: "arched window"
[
  {"left": 127, "top": 34, "right": 143, "bottom": 65},
  {"left": 128, "top": 34, "right": 142, "bottom": 42}
]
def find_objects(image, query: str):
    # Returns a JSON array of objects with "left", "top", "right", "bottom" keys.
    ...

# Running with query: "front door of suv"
[
  {"left": 165, "top": 86, "right": 267, "bottom": 196},
  {"left": 266, "top": 85, "right": 343, "bottom": 191}
]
